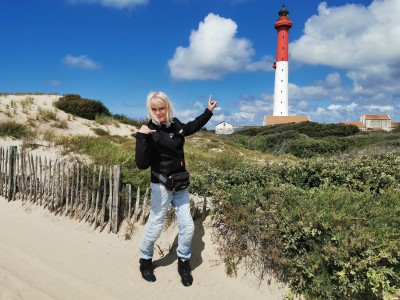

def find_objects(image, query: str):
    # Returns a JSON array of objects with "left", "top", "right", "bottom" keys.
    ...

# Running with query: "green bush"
[
  {"left": 186, "top": 152, "right": 400, "bottom": 299},
  {"left": 54, "top": 94, "right": 111, "bottom": 120},
  {"left": 236, "top": 122, "right": 360, "bottom": 138},
  {"left": 0, "top": 121, "right": 28, "bottom": 139},
  {"left": 233, "top": 134, "right": 357, "bottom": 158},
  {"left": 113, "top": 114, "right": 147, "bottom": 127},
  {"left": 212, "top": 183, "right": 400, "bottom": 300}
]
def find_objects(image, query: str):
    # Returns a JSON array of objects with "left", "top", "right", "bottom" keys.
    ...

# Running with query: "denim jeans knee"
[
  {"left": 139, "top": 183, "right": 171, "bottom": 259},
  {"left": 172, "top": 188, "right": 194, "bottom": 260}
]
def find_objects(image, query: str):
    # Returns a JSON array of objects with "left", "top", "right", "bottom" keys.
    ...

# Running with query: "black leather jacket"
[{"left": 135, "top": 108, "right": 213, "bottom": 183}]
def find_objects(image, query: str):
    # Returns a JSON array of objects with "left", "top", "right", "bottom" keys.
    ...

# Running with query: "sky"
[{"left": 1, "top": 0, "right": 399, "bottom": 128}]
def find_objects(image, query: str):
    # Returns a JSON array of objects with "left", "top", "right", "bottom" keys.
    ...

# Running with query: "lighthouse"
[
  {"left": 273, "top": 5, "right": 292, "bottom": 116},
  {"left": 264, "top": 6, "right": 311, "bottom": 126}
]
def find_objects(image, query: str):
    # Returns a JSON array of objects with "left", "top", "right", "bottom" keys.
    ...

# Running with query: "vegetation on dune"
[
  {"left": 54, "top": 94, "right": 111, "bottom": 120},
  {"left": 1, "top": 110, "right": 399, "bottom": 299},
  {"left": 51, "top": 124, "right": 400, "bottom": 299},
  {"left": 233, "top": 121, "right": 400, "bottom": 158},
  {"left": 113, "top": 114, "right": 148, "bottom": 127},
  {"left": 0, "top": 121, "right": 30, "bottom": 139}
]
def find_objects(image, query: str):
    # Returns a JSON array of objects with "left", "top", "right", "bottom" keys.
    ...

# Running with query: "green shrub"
[
  {"left": 0, "top": 121, "right": 28, "bottom": 139},
  {"left": 91, "top": 127, "right": 109, "bottom": 136},
  {"left": 38, "top": 107, "right": 57, "bottom": 121},
  {"left": 213, "top": 184, "right": 400, "bottom": 300},
  {"left": 54, "top": 94, "right": 111, "bottom": 120},
  {"left": 113, "top": 114, "right": 147, "bottom": 127},
  {"left": 236, "top": 122, "right": 360, "bottom": 138}
]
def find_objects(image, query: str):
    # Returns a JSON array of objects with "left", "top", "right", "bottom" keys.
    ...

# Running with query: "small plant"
[
  {"left": 91, "top": 127, "right": 109, "bottom": 136},
  {"left": 42, "top": 128, "right": 57, "bottom": 144},
  {"left": 0, "top": 121, "right": 28, "bottom": 138},
  {"left": 113, "top": 113, "right": 147, "bottom": 127},
  {"left": 95, "top": 114, "right": 114, "bottom": 125},
  {"left": 53, "top": 120, "right": 68, "bottom": 129},
  {"left": 38, "top": 107, "right": 57, "bottom": 121},
  {"left": 21, "top": 97, "right": 30, "bottom": 109}
]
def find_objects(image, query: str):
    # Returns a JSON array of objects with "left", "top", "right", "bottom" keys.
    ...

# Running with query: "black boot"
[
  {"left": 178, "top": 258, "right": 193, "bottom": 287},
  {"left": 139, "top": 258, "right": 156, "bottom": 282}
]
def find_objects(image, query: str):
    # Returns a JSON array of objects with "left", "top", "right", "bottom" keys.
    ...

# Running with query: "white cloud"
[
  {"left": 327, "top": 102, "right": 358, "bottom": 112},
  {"left": 289, "top": 72, "right": 347, "bottom": 102},
  {"left": 175, "top": 108, "right": 199, "bottom": 120},
  {"left": 296, "top": 100, "right": 309, "bottom": 110},
  {"left": 62, "top": 54, "right": 102, "bottom": 70},
  {"left": 290, "top": 0, "right": 400, "bottom": 104},
  {"left": 168, "top": 13, "right": 268, "bottom": 80},
  {"left": 239, "top": 98, "right": 272, "bottom": 114},
  {"left": 291, "top": 0, "right": 400, "bottom": 68},
  {"left": 211, "top": 114, "right": 226, "bottom": 123},
  {"left": 67, "top": 0, "right": 148, "bottom": 9},
  {"left": 364, "top": 105, "right": 393, "bottom": 112},
  {"left": 246, "top": 55, "right": 274, "bottom": 72},
  {"left": 232, "top": 112, "right": 256, "bottom": 122},
  {"left": 194, "top": 101, "right": 203, "bottom": 108}
]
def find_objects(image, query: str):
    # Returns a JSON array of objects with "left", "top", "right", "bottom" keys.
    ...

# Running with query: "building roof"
[
  {"left": 264, "top": 115, "right": 311, "bottom": 125},
  {"left": 363, "top": 114, "right": 391, "bottom": 120},
  {"left": 342, "top": 121, "right": 364, "bottom": 127},
  {"left": 215, "top": 121, "right": 234, "bottom": 126}
]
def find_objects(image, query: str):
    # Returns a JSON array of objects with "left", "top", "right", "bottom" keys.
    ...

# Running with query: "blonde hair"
[{"left": 146, "top": 91, "right": 174, "bottom": 126}]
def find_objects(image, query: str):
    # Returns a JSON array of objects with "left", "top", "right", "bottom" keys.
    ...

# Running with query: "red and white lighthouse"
[{"left": 273, "top": 5, "right": 292, "bottom": 116}]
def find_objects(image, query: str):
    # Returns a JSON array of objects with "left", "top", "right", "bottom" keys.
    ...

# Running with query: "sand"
[{"left": 0, "top": 198, "right": 289, "bottom": 300}]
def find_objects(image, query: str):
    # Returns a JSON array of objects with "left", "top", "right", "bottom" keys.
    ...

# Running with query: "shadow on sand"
[{"left": 153, "top": 218, "right": 205, "bottom": 271}]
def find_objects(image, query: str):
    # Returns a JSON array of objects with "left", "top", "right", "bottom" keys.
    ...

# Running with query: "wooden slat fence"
[{"left": 0, "top": 146, "right": 209, "bottom": 235}]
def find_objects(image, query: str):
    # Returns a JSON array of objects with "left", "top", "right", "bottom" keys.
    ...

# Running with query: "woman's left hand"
[{"left": 207, "top": 95, "right": 218, "bottom": 112}]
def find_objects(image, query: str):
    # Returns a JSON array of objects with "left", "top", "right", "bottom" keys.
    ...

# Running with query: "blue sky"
[{"left": 1, "top": 0, "right": 399, "bottom": 128}]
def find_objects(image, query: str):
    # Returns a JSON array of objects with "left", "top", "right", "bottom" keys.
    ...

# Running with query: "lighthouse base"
[{"left": 263, "top": 115, "right": 311, "bottom": 126}]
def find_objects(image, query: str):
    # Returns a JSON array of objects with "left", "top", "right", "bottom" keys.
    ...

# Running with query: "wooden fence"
[{"left": 0, "top": 146, "right": 208, "bottom": 235}]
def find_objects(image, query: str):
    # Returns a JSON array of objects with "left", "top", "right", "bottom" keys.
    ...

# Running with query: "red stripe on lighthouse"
[{"left": 274, "top": 8, "right": 292, "bottom": 64}]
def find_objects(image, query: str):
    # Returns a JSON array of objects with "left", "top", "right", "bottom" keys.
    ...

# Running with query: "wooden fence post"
[
  {"left": 133, "top": 186, "right": 140, "bottom": 223},
  {"left": 7, "top": 146, "right": 17, "bottom": 202},
  {"left": 140, "top": 187, "right": 149, "bottom": 225},
  {"left": 112, "top": 165, "right": 120, "bottom": 233},
  {"left": 94, "top": 165, "right": 103, "bottom": 226}
]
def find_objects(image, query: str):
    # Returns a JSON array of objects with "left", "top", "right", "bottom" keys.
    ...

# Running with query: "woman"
[{"left": 135, "top": 91, "right": 217, "bottom": 286}]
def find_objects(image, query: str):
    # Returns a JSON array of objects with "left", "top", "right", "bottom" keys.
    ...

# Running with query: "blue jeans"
[{"left": 139, "top": 183, "right": 194, "bottom": 261}]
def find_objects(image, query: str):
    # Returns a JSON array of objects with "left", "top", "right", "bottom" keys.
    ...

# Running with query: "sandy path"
[{"left": 0, "top": 198, "right": 288, "bottom": 300}]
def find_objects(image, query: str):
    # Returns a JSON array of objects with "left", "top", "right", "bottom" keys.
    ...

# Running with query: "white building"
[
  {"left": 343, "top": 114, "right": 399, "bottom": 131},
  {"left": 360, "top": 114, "right": 391, "bottom": 130},
  {"left": 215, "top": 121, "right": 234, "bottom": 134}
]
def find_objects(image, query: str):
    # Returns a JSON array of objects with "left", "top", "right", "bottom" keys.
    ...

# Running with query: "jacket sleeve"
[
  {"left": 135, "top": 132, "right": 151, "bottom": 170},
  {"left": 180, "top": 108, "right": 213, "bottom": 137}
]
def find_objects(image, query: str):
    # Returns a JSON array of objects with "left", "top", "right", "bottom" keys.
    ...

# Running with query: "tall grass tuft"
[
  {"left": 38, "top": 107, "right": 57, "bottom": 121},
  {"left": 0, "top": 121, "right": 28, "bottom": 139}
]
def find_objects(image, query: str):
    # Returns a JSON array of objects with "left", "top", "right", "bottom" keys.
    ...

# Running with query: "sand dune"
[{"left": 0, "top": 94, "right": 290, "bottom": 299}]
